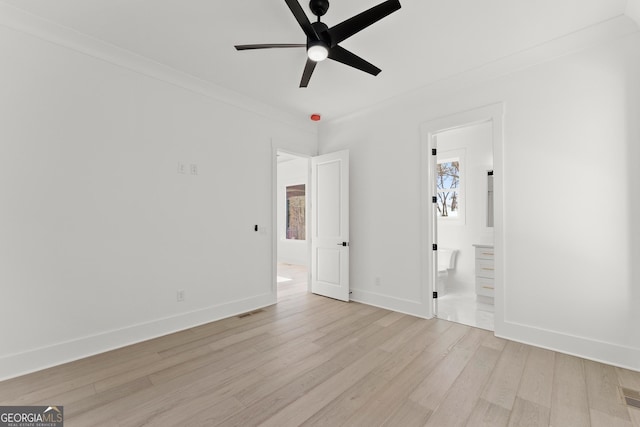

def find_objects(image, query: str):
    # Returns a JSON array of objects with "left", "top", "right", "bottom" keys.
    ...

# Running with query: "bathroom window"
[
  {"left": 286, "top": 184, "right": 305, "bottom": 240},
  {"left": 436, "top": 155, "right": 463, "bottom": 221}
]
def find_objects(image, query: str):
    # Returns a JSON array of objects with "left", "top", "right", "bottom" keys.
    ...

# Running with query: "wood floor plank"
[
  {"left": 65, "top": 377, "right": 153, "bottom": 419},
  {"left": 0, "top": 351, "right": 161, "bottom": 405},
  {"left": 329, "top": 315, "right": 419, "bottom": 369},
  {"left": 259, "top": 348, "right": 393, "bottom": 426},
  {"left": 455, "top": 327, "right": 491, "bottom": 352},
  {"left": 584, "top": 359, "right": 633, "bottom": 422},
  {"left": 342, "top": 323, "right": 471, "bottom": 426},
  {"left": 410, "top": 326, "right": 490, "bottom": 414},
  {"left": 507, "top": 397, "right": 551, "bottom": 427},
  {"left": 374, "top": 310, "right": 406, "bottom": 327},
  {"left": 424, "top": 345, "right": 502, "bottom": 427},
  {"left": 549, "top": 353, "right": 591, "bottom": 427},
  {"left": 376, "top": 315, "right": 439, "bottom": 353},
  {"left": 114, "top": 370, "right": 258, "bottom": 427},
  {"left": 0, "top": 264, "right": 636, "bottom": 427},
  {"left": 299, "top": 372, "right": 390, "bottom": 426},
  {"left": 481, "top": 333, "right": 508, "bottom": 352},
  {"left": 382, "top": 400, "right": 433, "bottom": 427},
  {"left": 466, "top": 398, "right": 511, "bottom": 427},
  {"left": 517, "top": 346, "right": 555, "bottom": 409},
  {"left": 180, "top": 396, "right": 246, "bottom": 427},
  {"left": 590, "top": 408, "right": 634, "bottom": 427},
  {"left": 217, "top": 358, "right": 344, "bottom": 427},
  {"left": 373, "top": 327, "right": 440, "bottom": 381},
  {"left": 232, "top": 317, "right": 389, "bottom": 407},
  {"left": 311, "top": 307, "right": 392, "bottom": 348},
  {"left": 480, "top": 340, "right": 529, "bottom": 410},
  {"left": 628, "top": 408, "right": 640, "bottom": 427},
  {"left": 146, "top": 336, "right": 261, "bottom": 386},
  {"left": 410, "top": 344, "right": 476, "bottom": 411},
  {"left": 93, "top": 345, "right": 212, "bottom": 393},
  {"left": 342, "top": 351, "right": 445, "bottom": 427}
]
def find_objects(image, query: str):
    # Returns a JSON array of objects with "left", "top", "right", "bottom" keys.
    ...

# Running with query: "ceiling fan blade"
[
  {"left": 235, "top": 44, "right": 305, "bottom": 51},
  {"left": 327, "top": 0, "right": 401, "bottom": 46},
  {"left": 300, "top": 58, "right": 317, "bottom": 88},
  {"left": 328, "top": 45, "right": 381, "bottom": 76},
  {"left": 285, "top": 0, "right": 319, "bottom": 40}
]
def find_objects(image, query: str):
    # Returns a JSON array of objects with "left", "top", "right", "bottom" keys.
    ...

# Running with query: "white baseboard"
[
  {"left": 0, "top": 293, "right": 276, "bottom": 381},
  {"left": 350, "top": 288, "right": 430, "bottom": 319},
  {"left": 497, "top": 320, "right": 640, "bottom": 372}
]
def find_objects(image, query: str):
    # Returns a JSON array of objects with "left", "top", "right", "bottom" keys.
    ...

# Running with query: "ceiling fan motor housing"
[
  {"left": 309, "top": 21, "right": 331, "bottom": 46},
  {"left": 309, "top": 0, "right": 330, "bottom": 17}
]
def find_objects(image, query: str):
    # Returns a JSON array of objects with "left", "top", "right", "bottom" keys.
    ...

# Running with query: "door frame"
[
  {"left": 420, "top": 103, "right": 505, "bottom": 334},
  {"left": 272, "top": 145, "right": 312, "bottom": 300}
]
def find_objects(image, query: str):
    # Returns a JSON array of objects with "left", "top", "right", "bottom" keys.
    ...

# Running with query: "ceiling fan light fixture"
[{"left": 307, "top": 42, "right": 329, "bottom": 62}]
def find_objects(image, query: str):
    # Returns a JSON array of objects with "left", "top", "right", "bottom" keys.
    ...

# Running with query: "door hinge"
[
  {"left": 432, "top": 196, "right": 437, "bottom": 203},
  {"left": 433, "top": 291, "right": 438, "bottom": 299},
  {"left": 432, "top": 148, "right": 437, "bottom": 156},
  {"left": 432, "top": 244, "right": 438, "bottom": 251}
]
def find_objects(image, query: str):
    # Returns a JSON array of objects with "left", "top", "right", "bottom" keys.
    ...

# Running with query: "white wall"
[
  {"left": 0, "top": 16, "right": 316, "bottom": 380},
  {"left": 319, "top": 32, "right": 640, "bottom": 370},
  {"left": 628, "top": 0, "right": 640, "bottom": 27},
  {"left": 277, "top": 158, "right": 309, "bottom": 266},
  {"left": 437, "top": 122, "right": 493, "bottom": 293}
]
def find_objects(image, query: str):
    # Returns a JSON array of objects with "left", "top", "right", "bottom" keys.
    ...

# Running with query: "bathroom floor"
[{"left": 436, "top": 291, "right": 494, "bottom": 331}]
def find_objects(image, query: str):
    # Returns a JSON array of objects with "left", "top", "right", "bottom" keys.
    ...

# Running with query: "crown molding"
[
  {"left": 328, "top": 14, "right": 639, "bottom": 126},
  {"left": 0, "top": 2, "right": 316, "bottom": 135}
]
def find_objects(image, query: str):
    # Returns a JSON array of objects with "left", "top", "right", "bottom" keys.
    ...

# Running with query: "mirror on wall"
[{"left": 487, "top": 171, "right": 494, "bottom": 227}]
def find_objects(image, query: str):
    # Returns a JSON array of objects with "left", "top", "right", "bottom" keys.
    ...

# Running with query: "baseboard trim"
[
  {"left": 350, "top": 289, "right": 429, "bottom": 320},
  {"left": 497, "top": 320, "right": 640, "bottom": 372},
  {"left": 0, "top": 293, "right": 276, "bottom": 381}
]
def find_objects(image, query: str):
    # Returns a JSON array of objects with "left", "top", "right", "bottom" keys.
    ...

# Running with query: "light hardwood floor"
[{"left": 1, "top": 263, "right": 638, "bottom": 426}]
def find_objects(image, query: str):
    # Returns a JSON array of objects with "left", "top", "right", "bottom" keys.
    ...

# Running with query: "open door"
[{"left": 311, "top": 150, "right": 349, "bottom": 301}]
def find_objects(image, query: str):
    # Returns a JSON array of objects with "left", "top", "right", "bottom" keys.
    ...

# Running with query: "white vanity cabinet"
[{"left": 473, "top": 244, "right": 494, "bottom": 302}]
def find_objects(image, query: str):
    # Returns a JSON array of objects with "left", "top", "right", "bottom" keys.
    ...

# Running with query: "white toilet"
[{"left": 437, "top": 248, "right": 457, "bottom": 294}]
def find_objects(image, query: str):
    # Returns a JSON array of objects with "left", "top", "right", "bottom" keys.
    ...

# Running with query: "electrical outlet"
[
  {"left": 177, "top": 290, "right": 185, "bottom": 302},
  {"left": 190, "top": 164, "right": 198, "bottom": 175},
  {"left": 374, "top": 277, "right": 381, "bottom": 286},
  {"left": 177, "top": 163, "right": 186, "bottom": 174}
]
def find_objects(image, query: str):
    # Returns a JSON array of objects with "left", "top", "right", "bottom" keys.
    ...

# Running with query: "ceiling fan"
[{"left": 234, "top": 0, "right": 401, "bottom": 88}]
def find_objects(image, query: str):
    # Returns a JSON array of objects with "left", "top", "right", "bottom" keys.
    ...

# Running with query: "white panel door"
[{"left": 311, "top": 150, "right": 349, "bottom": 301}]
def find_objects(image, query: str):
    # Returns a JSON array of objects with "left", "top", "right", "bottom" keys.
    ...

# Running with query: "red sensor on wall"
[{"left": 310, "top": 114, "right": 321, "bottom": 121}]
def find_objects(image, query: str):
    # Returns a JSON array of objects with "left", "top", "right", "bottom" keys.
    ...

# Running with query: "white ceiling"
[{"left": 0, "top": 0, "right": 635, "bottom": 122}]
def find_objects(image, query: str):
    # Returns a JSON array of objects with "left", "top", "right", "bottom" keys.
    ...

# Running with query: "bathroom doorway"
[
  {"left": 433, "top": 121, "right": 495, "bottom": 330},
  {"left": 422, "top": 103, "right": 503, "bottom": 333}
]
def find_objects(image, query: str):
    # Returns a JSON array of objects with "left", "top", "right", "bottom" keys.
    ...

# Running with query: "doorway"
[
  {"left": 433, "top": 121, "right": 494, "bottom": 330},
  {"left": 276, "top": 150, "right": 310, "bottom": 300},
  {"left": 273, "top": 148, "right": 351, "bottom": 302},
  {"left": 421, "top": 103, "right": 504, "bottom": 333}
]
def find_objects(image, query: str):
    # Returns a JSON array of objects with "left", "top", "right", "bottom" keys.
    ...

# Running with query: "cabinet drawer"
[
  {"left": 476, "top": 277, "right": 494, "bottom": 297},
  {"left": 475, "top": 247, "right": 494, "bottom": 260},
  {"left": 476, "top": 259, "right": 495, "bottom": 279}
]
